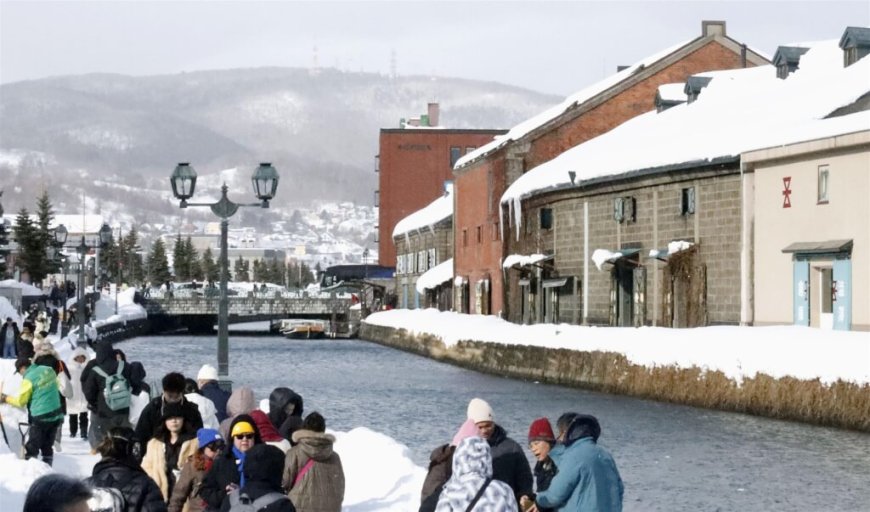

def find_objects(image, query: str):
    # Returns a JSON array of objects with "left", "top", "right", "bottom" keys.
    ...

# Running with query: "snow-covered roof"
[
  {"left": 415, "top": 258, "right": 453, "bottom": 294},
  {"left": 392, "top": 183, "right": 453, "bottom": 239},
  {"left": 0, "top": 279, "right": 46, "bottom": 296},
  {"left": 454, "top": 38, "right": 698, "bottom": 170},
  {"left": 502, "top": 40, "right": 870, "bottom": 225}
]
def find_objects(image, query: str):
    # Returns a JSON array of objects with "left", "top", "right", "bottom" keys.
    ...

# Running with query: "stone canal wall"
[{"left": 360, "top": 323, "right": 870, "bottom": 432}]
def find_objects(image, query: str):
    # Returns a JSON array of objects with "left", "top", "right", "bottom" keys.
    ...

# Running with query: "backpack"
[
  {"left": 87, "top": 486, "right": 127, "bottom": 512},
  {"left": 228, "top": 490, "right": 289, "bottom": 512},
  {"left": 93, "top": 360, "right": 132, "bottom": 411}
]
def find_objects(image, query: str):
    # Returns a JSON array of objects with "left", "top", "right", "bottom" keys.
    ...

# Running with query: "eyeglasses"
[{"left": 234, "top": 434, "right": 255, "bottom": 440}]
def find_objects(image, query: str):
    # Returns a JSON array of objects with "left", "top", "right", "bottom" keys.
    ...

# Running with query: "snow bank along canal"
[{"left": 116, "top": 334, "right": 868, "bottom": 510}]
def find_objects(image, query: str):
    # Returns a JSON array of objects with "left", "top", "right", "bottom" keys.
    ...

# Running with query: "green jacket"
[{"left": 5, "top": 364, "right": 63, "bottom": 423}]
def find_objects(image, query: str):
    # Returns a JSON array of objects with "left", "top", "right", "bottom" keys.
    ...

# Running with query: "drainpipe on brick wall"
[
  {"left": 583, "top": 201, "right": 589, "bottom": 325},
  {"left": 740, "top": 162, "right": 755, "bottom": 326}
]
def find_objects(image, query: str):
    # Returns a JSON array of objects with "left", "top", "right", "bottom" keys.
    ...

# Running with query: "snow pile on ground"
[
  {"left": 365, "top": 309, "right": 870, "bottom": 386},
  {"left": 336, "top": 427, "right": 426, "bottom": 511},
  {"left": 93, "top": 287, "right": 147, "bottom": 324},
  {"left": 1, "top": 355, "right": 426, "bottom": 510}
]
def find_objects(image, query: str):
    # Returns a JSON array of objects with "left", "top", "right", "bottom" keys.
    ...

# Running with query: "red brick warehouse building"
[
  {"left": 377, "top": 103, "right": 506, "bottom": 266},
  {"left": 452, "top": 20, "right": 769, "bottom": 316}
]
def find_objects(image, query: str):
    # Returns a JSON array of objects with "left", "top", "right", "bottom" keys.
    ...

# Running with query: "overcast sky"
[{"left": 1, "top": 1, "right": 867, "bottom": 95}]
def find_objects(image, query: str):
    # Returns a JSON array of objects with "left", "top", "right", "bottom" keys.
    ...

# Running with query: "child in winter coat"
[
  {"left": 282, "top": 412, "right": 345, "bottom": 512},
  {"left": 141, "top": 402, "right": 198, "bottom": 503},
  {"left": 169, "top": 428, "right": 224, "bottom": 512},
  {"left": 65, "top": 346, "right": 90, "bottom": 439}
]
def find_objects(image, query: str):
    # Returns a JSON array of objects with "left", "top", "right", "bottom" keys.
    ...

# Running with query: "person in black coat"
[
  {"left": 200, "top": 414, "right": 262, "bottom": 512},
  {"left": 135, "top": 372, "right": 203, "bottom": 457},
  {"left": 86, "top": 427, "right": 167, "bottom": 512},
  {"left": 1, "top": 317, "right": 20, "bottom": 358},
  {"left": 197, "top": 365, "right": 230, "bottom": 422},
  {"left": 467, "top": 398, "right": 533, "bottom": 505},
  {"left": 233, "top": 444, "right": 296, "bottom": 511},
  {"left": 83, "top": 340, "right": 133, "bottom": 448},
  {"left": 266, "top": 387, "right": 304, "bottom": 443}
]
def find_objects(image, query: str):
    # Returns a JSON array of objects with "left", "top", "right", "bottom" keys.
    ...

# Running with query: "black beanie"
[
  {"left": 242, "top": 444, "right": 285, "bottom": 487},
  {"left": 161, "top": 401, "right": 185, "bottom": 421}
]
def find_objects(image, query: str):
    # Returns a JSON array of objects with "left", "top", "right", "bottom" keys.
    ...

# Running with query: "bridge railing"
[{"left": 148, "top": 288, "right": 356, "bottom": 300}]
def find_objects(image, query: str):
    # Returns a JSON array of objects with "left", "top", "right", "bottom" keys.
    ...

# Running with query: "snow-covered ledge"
[
  {"left": 361, "top": 309, "right": 870, "bottom": 431},
  {"left": 415, "top": 258, "right": 453, "bottom": 294}
]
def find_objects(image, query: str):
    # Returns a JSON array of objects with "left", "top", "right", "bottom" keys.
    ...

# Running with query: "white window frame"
[{"left": 818, "top": 165, "right": 829, "bottom": 204}]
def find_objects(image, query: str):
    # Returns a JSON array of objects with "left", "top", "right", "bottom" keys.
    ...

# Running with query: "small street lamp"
[
  {"left": 57, "top": 222, "right": 112, "bottom": 346},
  {"left": 169, "top": 162, "right": 279, "bottom": 387}
]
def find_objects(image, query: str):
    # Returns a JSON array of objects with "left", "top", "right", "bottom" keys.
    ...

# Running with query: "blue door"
[
  {"left": 832, "top": 259, "right": 852, "bottom": 331},
  {"left": 793, "top": 261, "right": 809, "bottom": 326}
]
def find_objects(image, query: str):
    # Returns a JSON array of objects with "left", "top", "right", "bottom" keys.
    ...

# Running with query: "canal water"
[{"left": 120, "top": 334, "right": 870, "bottom": 511}]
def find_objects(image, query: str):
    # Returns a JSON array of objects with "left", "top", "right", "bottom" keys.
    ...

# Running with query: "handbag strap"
[
  {"left": 293, "top": 458, "right": 316, "bottom": 487},
  {"left": 465, "top": 477, "right": 492, "bottom": 512}
]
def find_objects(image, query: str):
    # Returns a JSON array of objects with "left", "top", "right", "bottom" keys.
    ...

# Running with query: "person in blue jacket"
[{"left": 534, "top": 414, "right": 623, "bottom": 512}]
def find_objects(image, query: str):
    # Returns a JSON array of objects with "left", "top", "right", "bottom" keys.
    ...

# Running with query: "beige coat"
[
  {"left": 142, "top": 437, "right": 198, "bottom": 505},
  {"left": 282, "top": 429, "right": 345, "bottom": 512}
]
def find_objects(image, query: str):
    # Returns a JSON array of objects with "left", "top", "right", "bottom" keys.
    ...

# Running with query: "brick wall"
[{"left": 378, "top": 129, "right": 504, "bottom": 266}]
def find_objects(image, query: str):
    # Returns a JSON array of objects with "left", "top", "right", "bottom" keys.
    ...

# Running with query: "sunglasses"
[{"left": 234, "top": 433, "right": 255, "bottom": 440}]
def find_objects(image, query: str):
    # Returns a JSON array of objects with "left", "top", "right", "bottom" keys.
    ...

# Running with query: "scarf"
[{"left": 232, "top": 446, "right": 248, "bottom": 488}]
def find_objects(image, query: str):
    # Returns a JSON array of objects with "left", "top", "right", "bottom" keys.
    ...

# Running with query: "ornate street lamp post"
[
  {"left": 56, "top": 223, "right": 112, "bottom": 346},
  {"left": 169, "top": 162, "right": 279, "bottom": 388},
  {"left": 52, "top": 225, "right": 69, "bottom": 335}
]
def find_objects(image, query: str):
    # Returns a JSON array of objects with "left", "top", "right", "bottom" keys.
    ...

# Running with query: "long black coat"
[
  {"left": 199, "top": 414, "right": 263, "bottom": 512},
  {"left": 135, "top": 396, "right": 203, "bottom": 455},
  {"left": 489, "top": 424, "right": 534, "bottom": 502},
  {"left": 87, "top": 457, "right": 168, "bottom": 512},
  {"left": 82, "top": 341, "right": 133, "bottom": 418},
  {"left": 0, "top": 321, "right": 20, "bottom": 355}
]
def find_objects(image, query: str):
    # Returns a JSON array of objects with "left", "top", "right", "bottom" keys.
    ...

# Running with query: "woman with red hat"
[{"left": 519, "top": 418, "right": 558, "bottom": 512}]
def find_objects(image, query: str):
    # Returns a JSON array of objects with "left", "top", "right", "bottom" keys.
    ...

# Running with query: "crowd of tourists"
[{"left": 7, "top": 335, "right": 623, "bottom": 512}]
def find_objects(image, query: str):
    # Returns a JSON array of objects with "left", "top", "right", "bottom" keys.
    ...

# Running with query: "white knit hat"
[
  {"left": 467, "top": 397, "right": 494, "bottom": 424},
  {"left": 197, "top": 364, "right": 218, "bottom": 381}
]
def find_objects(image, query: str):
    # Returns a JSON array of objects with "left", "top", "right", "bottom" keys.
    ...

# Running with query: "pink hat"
[{"left": 451, "top": 418, "right": 478, "bottom": 447}]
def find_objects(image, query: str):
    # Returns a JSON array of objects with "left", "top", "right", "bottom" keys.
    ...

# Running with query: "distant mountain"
[{"left": 0, "top": 67, "right": 560, "bottom": 216}]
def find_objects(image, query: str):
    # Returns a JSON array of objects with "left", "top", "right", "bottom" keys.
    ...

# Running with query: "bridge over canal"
[{"left": 145, "top": 294, "right": 356, "bottom": 333}]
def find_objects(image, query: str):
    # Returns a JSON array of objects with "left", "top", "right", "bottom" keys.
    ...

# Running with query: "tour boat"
[{"left": 279, "top": 319, "right": 327, "bottom": 339}]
